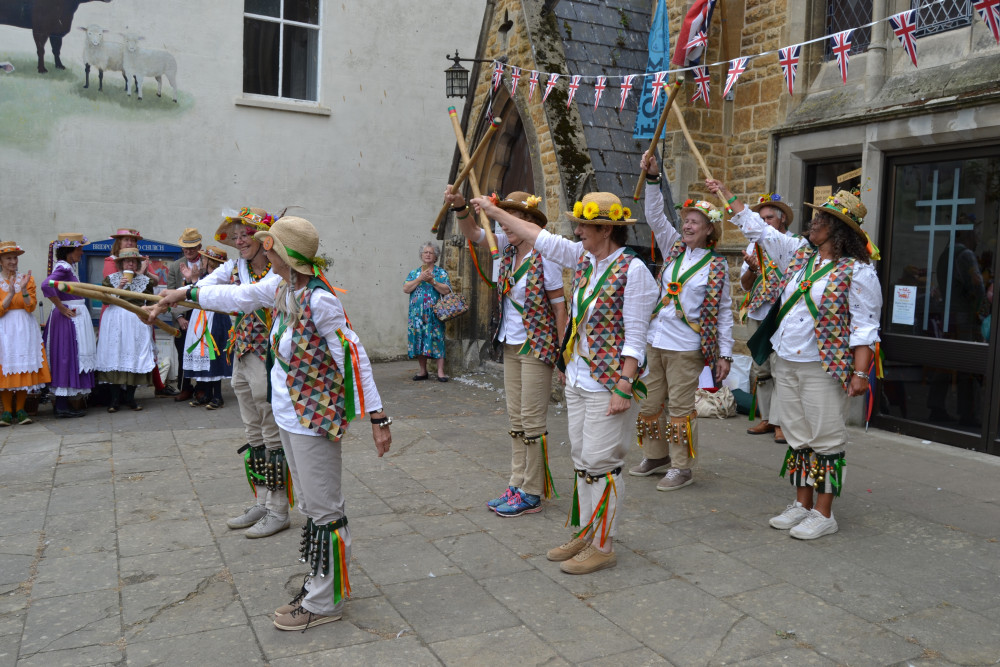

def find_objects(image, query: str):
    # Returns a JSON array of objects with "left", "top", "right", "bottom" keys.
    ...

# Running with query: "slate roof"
[{"left": 552, "top": 0, "right": 679, "bottom": 242}]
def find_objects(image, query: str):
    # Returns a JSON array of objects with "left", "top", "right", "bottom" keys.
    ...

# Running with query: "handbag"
[
  {"left": 433, "top": 292, "right": 469, "bottom": 321},
  {"left": 695, "top": 387, "right": 736, "bottom": 419}
]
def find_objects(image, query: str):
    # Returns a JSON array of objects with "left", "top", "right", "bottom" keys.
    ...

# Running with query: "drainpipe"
[{"left": 864, "top": 0, "right": 888, "bottom": 102}]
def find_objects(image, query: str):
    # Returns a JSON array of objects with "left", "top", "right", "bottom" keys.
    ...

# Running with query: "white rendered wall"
[{"left": 0, "top": 0, "right": 483, "bottom": 359}]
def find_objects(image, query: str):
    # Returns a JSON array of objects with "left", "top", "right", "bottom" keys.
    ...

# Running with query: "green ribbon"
[
  {"left": 337, "top": 331, "right": 357, "bottom": 423},
  {"left": 285, "top": 246, "right": 323, "bottom": 277}
]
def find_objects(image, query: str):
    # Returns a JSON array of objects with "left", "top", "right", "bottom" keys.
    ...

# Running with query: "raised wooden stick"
[
  {"left": 633, "top": 79, "right": 684, "bottom": 201},
  {"left": 445, "top": 106, "right": 499, "bottom": 259},
  {"left": 670, "top": 104, "right": 729, "bottom": 210},
  {"left": 53, "top": 281, "right": 180, "bottom": 337}
]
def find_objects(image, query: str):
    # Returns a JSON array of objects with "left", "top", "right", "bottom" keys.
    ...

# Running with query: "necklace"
[{"left": 250, "top": 260, "right": 271, "bottom": 282}]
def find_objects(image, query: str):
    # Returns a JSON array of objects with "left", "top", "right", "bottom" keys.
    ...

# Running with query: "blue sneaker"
[
  {"left": 495, "top": 490, "right": 541, "bottom": 517},
  {"left": 487, "top": 486, "right": 517, "bottom": 511}
]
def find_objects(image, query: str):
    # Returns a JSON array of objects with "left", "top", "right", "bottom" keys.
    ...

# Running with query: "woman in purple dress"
[{"left": 42, "top": 233, "right": 96, "bottom": 418}]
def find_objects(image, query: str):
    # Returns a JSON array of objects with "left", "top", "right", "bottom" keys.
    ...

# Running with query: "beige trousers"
[
  {"left": 747, "top": 320, "right": 778, "bottom": 423},
  {"left": 503, "top": 344, "right": 553, "bottom": 497},
  {"left": 565, "top": 384, "right": 636, "bottom": 538},
  {"left": 637, "top": 346, "right": 704, "bottom": 469},
  {"left": 773, "top": 357, "right": 848, "bottom": 455},
  {"left": 231, "top": 353, "right": 281, "bottom": 450}
]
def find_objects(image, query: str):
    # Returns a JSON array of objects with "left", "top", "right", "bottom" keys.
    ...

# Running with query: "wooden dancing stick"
[
  {"left": 52, "top": 281, "right": 180, "bottom": 337},
  {"left": 446, "top": 106, "right": 499, "bottom": 259},
  {"left": 670, "top": 104, "right": 730, "bottom": 210},
  {"left": 633, "top": 79, "right": 684, "bottom": 201},
  {"left": 451, "top": 114, "right": 501, "bottom": 196},
  {"left": 49, "top": 280, "right": 222, "bottom": 314}
]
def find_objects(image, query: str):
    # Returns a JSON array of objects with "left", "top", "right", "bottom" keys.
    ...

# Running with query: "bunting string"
[{"left": 482, "top": 0, "right": 986, "bottom": 111}]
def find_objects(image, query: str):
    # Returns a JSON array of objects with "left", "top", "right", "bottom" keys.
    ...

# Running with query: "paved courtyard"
[{"left": 1, "top": 360, "right": 999, "bottom": 665}]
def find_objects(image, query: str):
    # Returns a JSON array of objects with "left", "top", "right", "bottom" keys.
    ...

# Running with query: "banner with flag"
[
  {"left": 889, "top": 10, "right": 918, "bottom": 68},
  {"left": 633, "top": 0, "right": 670, "bottom": 139},
  {"left": 672, "top": 0, "right": 716, "bottom": 68}
]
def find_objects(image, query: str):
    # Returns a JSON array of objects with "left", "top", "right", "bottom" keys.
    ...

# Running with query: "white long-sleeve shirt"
[
  {"left": 197, "top": 258, "right": 281, "bottom": 292},
  {"left": 534, "top": 229, "right": 657, "bottom": 392},
  {"left": 195, "top": 279, "right": 383, "bottom": 436},
  {"left": 645, "top": 184, "right": 734, "bottom": 356},
  {"left": 731, "top": 207, "right": 882, "bottom": 362},
  {"left": 477, "top": 229, "right": 564, "bottom": 345}
]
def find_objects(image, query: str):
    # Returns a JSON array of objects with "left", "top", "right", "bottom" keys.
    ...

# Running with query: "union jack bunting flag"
[
  {"left": 686, "top": 29, "right": 708, "bottom": 52},
  {"left": 619, "top": 74, "right": 636, "bottom": 112},
  {"left": 889, "top": 10, "right": 918, "bottom": 68},
  {"left": 975, "top": 0, "right": 1000, "bottom": 44},
  {"left": 542, "top": 73, "right": 560, "bottom": 103},
  {"left": 723, "top": 57, "right": 748, "bottom": 98},
  {"left": 593, "top": 76, "right": 607, "bottom": 109},
  {"left": 510, "top": 66, "right": 521, "bottom": 97},
  {"left": 778, "top": 45, "right": 801, "bottom": 96},
  {"left": 690, "top": 66, "right": 711, "bottom": 106},
  {"left": 831, "top": 30, "right": 853, "bottom": 84},
  {"left": 566, "top": 75, "right": 582, "bottom": 108},
  {"left": 528, "top": 70, "right": 540, "bottom": 101},
  {"left": 492, "top": 61, "right": 504, "bottom": 91},
  {"left": 650, "top": 71, "right": 668, "bottom": 108}
]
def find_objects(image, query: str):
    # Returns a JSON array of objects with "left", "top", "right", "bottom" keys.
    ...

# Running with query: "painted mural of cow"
[{"left": 0, "top": 0, "right": 112, "bottom": 73}]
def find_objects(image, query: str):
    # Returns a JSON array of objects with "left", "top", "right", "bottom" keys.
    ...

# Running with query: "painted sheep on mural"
[
  {"left": 0, "top": 0, "right": 112, "bottom": 73},
  {"left": 79, "top": 24, "right": 125, "bottom": 91},
  {"left": 121, "top": 32, "right": 177, "bottom": 102}
]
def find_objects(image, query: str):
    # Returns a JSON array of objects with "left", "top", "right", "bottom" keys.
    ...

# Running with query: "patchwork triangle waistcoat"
[
  {"left": 769, "top": 247, "right": 857, "bottom": 390},
  {"left": 281, "top": 288, "right": 349, "bottom": 441},
  {"left": 742, "top": 242, "right": 784, "bottom": 320},
  {"left": 496, "top": 246, "right": 561, "bottom": 368},
  {"left": 661, "top": 240, "right": 728, "bottom": 371},
  {"left": 227, "top": 260, "right": 271, "bottom": 363},
  {"left": 571, "top": 250, "right": 633, "bottom": 391}
]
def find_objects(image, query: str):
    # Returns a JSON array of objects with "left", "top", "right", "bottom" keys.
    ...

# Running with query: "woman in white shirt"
[
  {"left": 446, "top": 188, "right": 567, "bottom": 518},
  {"left": 471, "top": 191, "right": 657, "bottom": 576},
  {"left": 630, "top": 155, "right": 734, "bottom": 491},
  {"left": 708, "top": 179, "right": 881, "bottom": 541},
  {"left": 150, "top": 216, "right": 392, "bottom": 631}
]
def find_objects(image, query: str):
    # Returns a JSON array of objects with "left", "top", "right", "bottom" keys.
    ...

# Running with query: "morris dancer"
[
  {"left": 447, "top": 187, "right": 567, "bottom": 517},
  {"left": 739, "top": 193, "right": 796, "bottom": 444},
  {"left": 708, "top": 178, "right": 881, "bottom": 540},
  {"left": 42, "top": 233, "right": 96, "bottom": 418},
  {"left": 149, "top": 215, "right": 391, "bottom": 631},
  {"left": 0, "top": 241, "right": 51, "bottom": 427},
  {"left": 182, "top": 245, "right": 233, "bottom": 409},
  {"left": 96, "top": 248, "right": 155, "bottom": 412},
  {"left": 629, "top": 155, "right": 733, "bottom": 491},
  {"left": 203, "top": 208, "right": 288, "bottom": 539},
  {"left": 472, "top": 192, "right": 656, "bottom": 574}
]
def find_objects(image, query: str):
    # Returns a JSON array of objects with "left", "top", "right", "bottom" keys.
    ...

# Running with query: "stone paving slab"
[{"left": 0, "top": 360, "right": 998, "bottom": 665}]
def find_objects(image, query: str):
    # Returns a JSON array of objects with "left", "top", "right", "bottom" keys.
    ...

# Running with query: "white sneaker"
[
  {"left": 226, "top": 504, "right": 267, "bottom": 530},
  {"left": 768, "top": 501, "right": 810, "bottom": 530},
  {"left": 246, "top": 511, "right": 291, "bottom": 539},
  {"left": 789, "top": 509, "right": 838, "bottom": 540}
]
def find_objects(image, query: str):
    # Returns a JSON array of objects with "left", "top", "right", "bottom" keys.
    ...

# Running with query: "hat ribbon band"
[{"left": 283, "top": 246, "right": 347, "bottom": 295}]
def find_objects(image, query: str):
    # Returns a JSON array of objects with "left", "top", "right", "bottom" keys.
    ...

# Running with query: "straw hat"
[
  {"left": 110, "top": 228, "right": 143, "bottom": 241},
  {"left": 198, "top": 245, "right": 228, "bottom": 264},
  {"left": 255, "top": 216, "right": 321, "bottom": 276},
  {"left": 567, "top": 192, "right": 636, "bottom": 226},
  {"left": 53, "top": 233, "right": 88, "bottom": 247},
  {"left": 113, "top": 247, "right": 147, "bottom": 267},
  {"left": 214, "top": 207, "right": 274, "bottom": 248},
  {"left": 750, "top": 193, "right": 794, "bottom": 226},
  {"left": 0, "top": 241, "right": 24, "bottom": 257},
  {"left": 497, "top": 191, "right": 547, "bottom": 227},
  {"left": 177, "top": 228, "right": 203, "bottom": 248},
  {"left": 804, "top": 189, "right": 867, "bottom": 239}
]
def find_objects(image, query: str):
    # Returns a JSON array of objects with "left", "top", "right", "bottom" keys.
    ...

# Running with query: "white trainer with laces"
[
  {"left": 768, "top": 501, "right": 810, "bottom": 530},
  {"left": 789, "top": 509, "right": 838, "bottom": 540}
]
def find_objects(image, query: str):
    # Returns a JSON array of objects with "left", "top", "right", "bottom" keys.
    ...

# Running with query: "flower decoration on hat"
[
  {"left": 573, "top": 201, "right": 584, "bottom": 218},
  {"left": 488, "top": 192, "right": 500, "bottom": 207},
  {"left": 567, "top": 192, "right": 636, "bottom": 225},
  {"left": 525, "top": 195, "right": 542, "bottom": 208},
  {"left": 676, "top": 199, "right": 721, "bottom": 222},
  {"left": 757, "top": 193, "right": 781, "bottom": 205},
  {"left": 583, "top": 201, "right": 601, "bottom": 220}
]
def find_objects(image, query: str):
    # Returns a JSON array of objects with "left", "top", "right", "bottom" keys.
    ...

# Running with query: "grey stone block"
[{"left": 19, "top": 589, "right": 121, "bottom": 655}]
